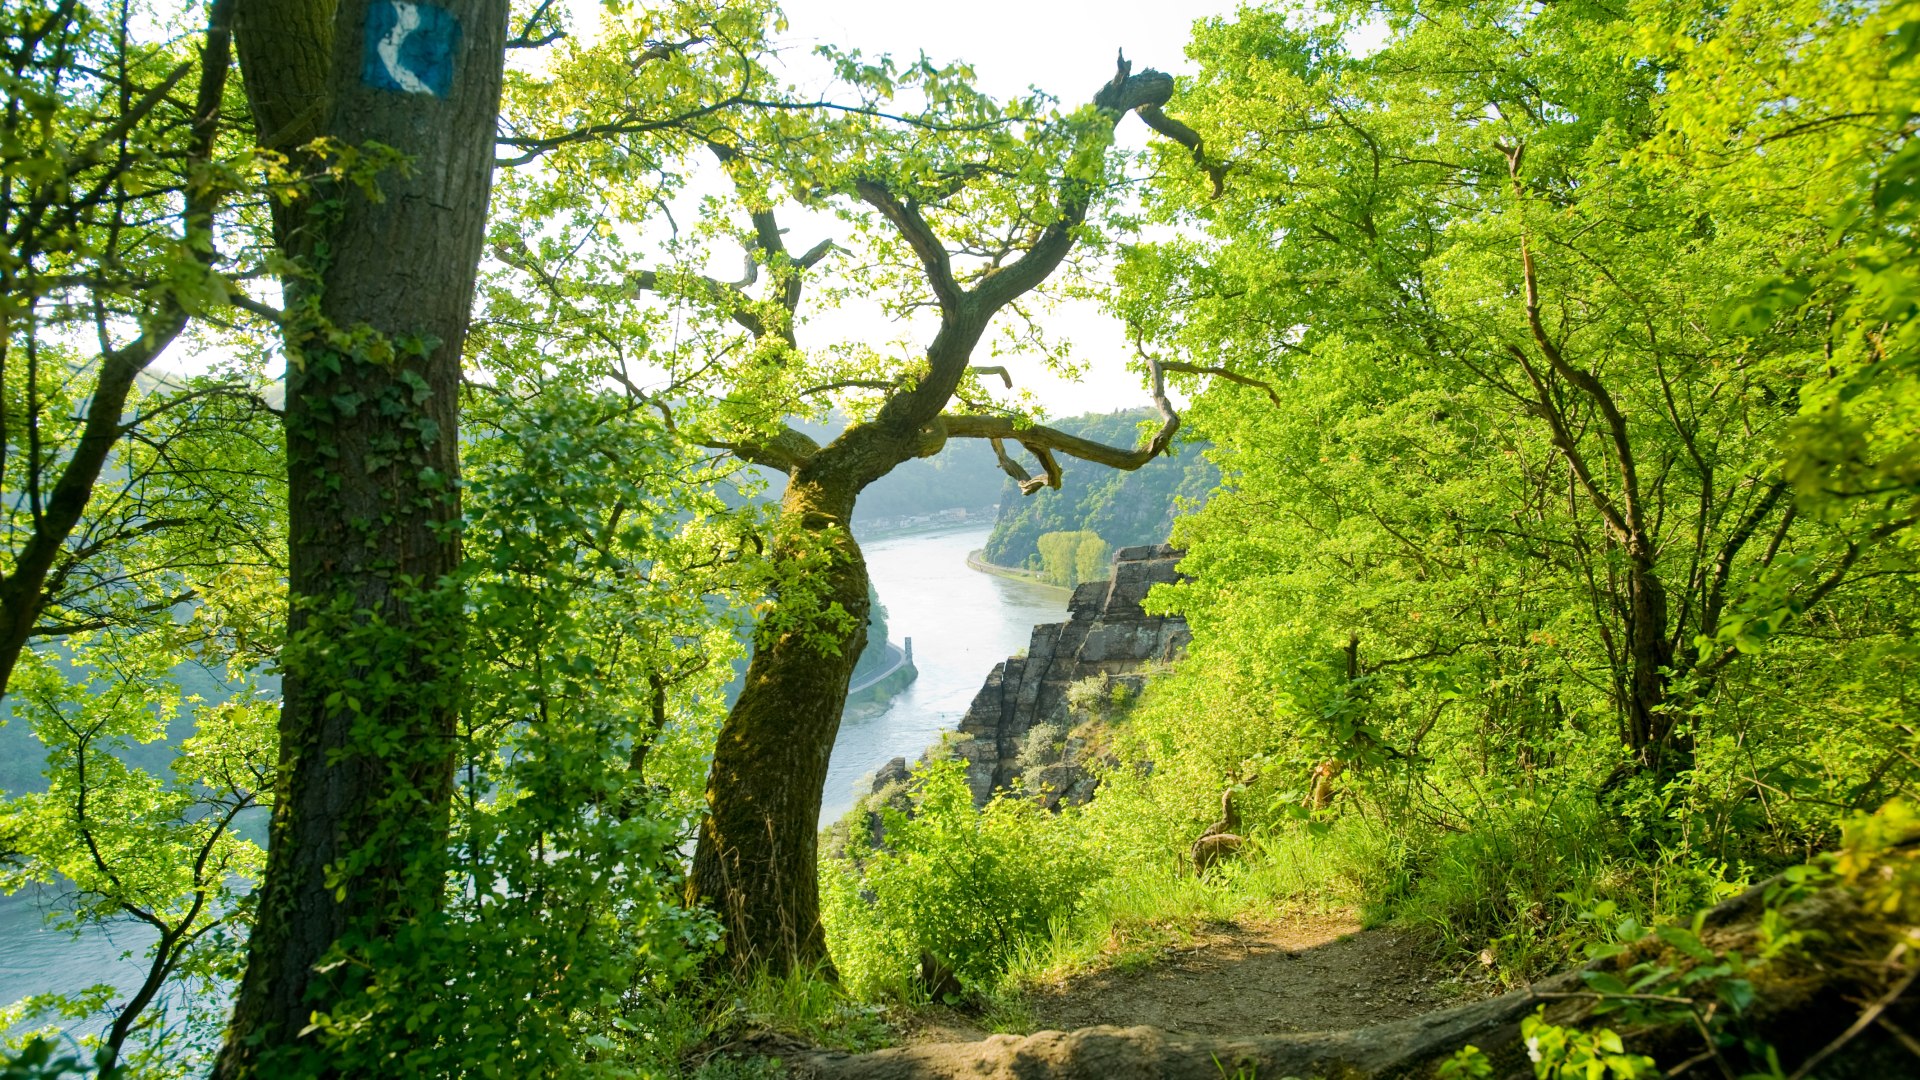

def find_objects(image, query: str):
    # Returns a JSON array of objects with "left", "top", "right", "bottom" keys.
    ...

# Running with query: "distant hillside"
[
  {"left": 851, "top": 440, "right": 1004, "bottom": 525},
  {"left": 719, "top": 415, "right": 1004, "bottom": 526},
  {"left": 982, "top": 411, "right": 1217, "bottom": 569}
]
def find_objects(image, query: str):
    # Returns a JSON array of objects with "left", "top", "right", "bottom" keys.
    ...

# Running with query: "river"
[
  {"left": 1, "top": 522, "right": 1064, "bottom": 1028},
  {"left": 822, "top": 523, "right": 1066, "bottom": 822}
]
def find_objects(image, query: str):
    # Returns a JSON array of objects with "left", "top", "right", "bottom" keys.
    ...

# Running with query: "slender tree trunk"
[
  {"left": 217, "top": 0, "right": 505, "bottom": 1072},
  {"left": 0, "top": 0, "right": 235, "bottom": 700},
  {"left": 690, "top": 472, "right": 870, "bottom": 973},
  {"left": 0, "top": 344, "right": 168, "bottom": 688},
  {"left": 1624, "top": 553, "right": 1686, "bottom": 777}
]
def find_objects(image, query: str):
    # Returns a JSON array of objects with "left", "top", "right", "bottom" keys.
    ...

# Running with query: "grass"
[
  {"left": 727, "top": 965, "right": 891, "bottom": 1053},
  {"left": 995, "top": 841, "right": 1357, "bottom": 992},
  {"left": 610, "top": 964, "right": 893, "bottom": 1079},
  {"left": 989, "top": 798, "right": 1718, "bottom": 998}
]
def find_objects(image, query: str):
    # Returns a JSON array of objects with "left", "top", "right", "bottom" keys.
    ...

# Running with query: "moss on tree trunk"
[{"left": 691, "top": 476, "right": 869, "bottom": 971}]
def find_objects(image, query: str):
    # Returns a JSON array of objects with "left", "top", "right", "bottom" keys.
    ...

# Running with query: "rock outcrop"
[{"left": 953, "top": 544, "right": 1189, "bottom": 807}]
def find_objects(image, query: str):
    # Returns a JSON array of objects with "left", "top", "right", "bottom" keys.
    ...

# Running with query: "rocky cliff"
[
  {"left": 846, "top": 544, "right": 1189, "bottom": 839},
  {"left": 953, "top": 544, "right": 1189, "bottom": 806}
]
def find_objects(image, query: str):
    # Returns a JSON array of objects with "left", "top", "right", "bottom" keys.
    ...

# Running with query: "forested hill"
[
  {"left": 730, "top": 414, "right": 1005, "bottom": 525},
  {"left": 851, "top": 439, "right": 1004, "bottom": 524},
  {"left": 982, "top": 410, "right": 1219, "bottom": 568}
]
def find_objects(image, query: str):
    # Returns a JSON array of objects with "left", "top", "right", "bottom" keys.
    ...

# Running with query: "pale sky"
[
  {"left": 773, "top": 1, "right": 1232, "bottom": 102},
  {"left": 767, "top": 1, "right": 1240, "bottom": 416},
  {"left": 178, "top": 3, "right": 1244, "bottom": 417},
  {"left": 548, "top": 0, "right": 1244, "bottom": 417}
]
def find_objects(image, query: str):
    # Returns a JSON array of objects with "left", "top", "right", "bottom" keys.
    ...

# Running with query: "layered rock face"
[{"left": 954, "top": 544, "right": 1190, "bottom": 806}]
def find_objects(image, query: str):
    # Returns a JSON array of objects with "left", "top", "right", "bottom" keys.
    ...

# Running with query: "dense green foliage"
[
  {"left": 983, "top": 411, "right": 1218, "bottom": 568},
  {"left": 1032, "top": 530, "right": 1110, "bottom": 588},
  {"left": 830, "top": 0, "right": 1920, "bottom": 1019},
  {"left": 6, "top": 0, "right": 1920, "bottom": 1074},
  {"left": 1111, "top": 0, "right": 1920, "bottom": 901}
]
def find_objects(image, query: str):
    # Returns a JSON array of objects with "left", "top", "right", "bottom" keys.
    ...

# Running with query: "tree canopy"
[{"left": 4, "top": 0, "right": 1920, "bottom": 1076}]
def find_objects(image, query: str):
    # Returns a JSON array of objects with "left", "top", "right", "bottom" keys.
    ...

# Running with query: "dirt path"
[
  {"left": 808, "top": 914, "right": 1500, "bottom": 1078},
  {"left": 1021, "top": 912, "right": 1469, "bottom": 1037},
  {"left": 887, "top": 911, "right": 1476, "bottom": 1049}
]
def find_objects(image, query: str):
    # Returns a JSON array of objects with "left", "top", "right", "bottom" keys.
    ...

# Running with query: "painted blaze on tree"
[{"left": 361, "top": 0, "right": 460, "bottom": 97}]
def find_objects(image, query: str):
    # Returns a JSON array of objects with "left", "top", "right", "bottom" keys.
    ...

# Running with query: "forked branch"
[{"left": 941, "top": 348, "right": 1180, "bottom": 495}]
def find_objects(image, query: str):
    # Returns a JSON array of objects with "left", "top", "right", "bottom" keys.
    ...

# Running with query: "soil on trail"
[
  {"left": 1020, "top": 912, "right": 1472, "bottom": 1037},
  {"left": 884, "top": 911, "right": 1480, "bottom": 1050}
]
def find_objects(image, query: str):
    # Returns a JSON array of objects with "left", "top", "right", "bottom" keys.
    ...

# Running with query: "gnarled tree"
[
  {"left": 628, "top": 57, "right": 1205, "bottom": 972},
  {"left": 494, "top": 49, "right": 1211, "bottom": 970}
]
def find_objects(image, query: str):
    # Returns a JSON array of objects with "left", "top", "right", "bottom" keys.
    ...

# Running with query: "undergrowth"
[
  {"left": 822, "top": 759, "right": 1750, "bottom": 1020},
  {"left": 608, "top": 965, "right": 889, "bottom": 1078}
]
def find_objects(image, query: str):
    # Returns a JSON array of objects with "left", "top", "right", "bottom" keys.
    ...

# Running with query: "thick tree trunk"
[
  {"left": 691, "top": 475, "right": 870, "bottom": 972},
  {"left": 216, "top": 0, "right": 505, "bottom": 1072}
]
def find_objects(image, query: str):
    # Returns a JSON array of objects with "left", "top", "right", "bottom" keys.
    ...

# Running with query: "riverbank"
[
  {"left": 964, "top": 549, "right": 1075, "bottom": 597},
  {"left": 844, "top": 641, "right": 918, "bottom": 719},
  {"left": 853, "top": 506, "right": 998, "bottom": 542},
  {"left": 819, "top": 526, "right": 1068, "bottom": 823}
]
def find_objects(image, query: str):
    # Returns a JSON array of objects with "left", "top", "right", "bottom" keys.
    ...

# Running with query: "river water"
[
  {"left": 822, "top": 523, "right": 1066, "bottom": 822},
  {"left": 1, "top": 522, "right": 1064, "bottom": 1026}
]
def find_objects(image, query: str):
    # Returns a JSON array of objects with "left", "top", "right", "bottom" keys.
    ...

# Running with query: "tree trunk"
[
  {"left": 0, "top": 346, "right": 167, "bottom": 691},
  {"left": 216, "top": 0, "right": 505, "bottom": 1072},
  {"left": 690, "top": 474, "right": 870, "bottom": 973},
  {"left": 1624, "top": 552, "right": 1689, "bottom": 779}
]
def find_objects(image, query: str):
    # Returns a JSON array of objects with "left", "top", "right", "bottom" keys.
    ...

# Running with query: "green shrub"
[
  {"left": 1016, "top": 722, "right": 1067, "bottom": 772},
  {"left": 823, "top": 760, "right": 1105, "bottom": 997}
]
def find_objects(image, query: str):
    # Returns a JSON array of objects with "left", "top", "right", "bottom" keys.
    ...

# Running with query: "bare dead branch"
[
  {"left": 1162, "top": 359, "right": 1281, "bottom": 406},
  {"left": 799, "top": 378, "right": 900, "bottom": 397},
  {"left": 941, "top": 347, "right": 1179, "bottom": 494},
  {"left": 1135, "top": 102, "right": 1227, "bottom": 197}
]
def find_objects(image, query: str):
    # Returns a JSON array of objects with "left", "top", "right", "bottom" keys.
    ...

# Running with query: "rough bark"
[
  {"left": 216, "top": 0, "right": 506, "bottom": 1072},
  {"left": 691, "top": 474, "right": 870, "bottom": 969}
]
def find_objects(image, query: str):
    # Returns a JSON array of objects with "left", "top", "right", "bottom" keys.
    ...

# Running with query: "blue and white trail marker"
[{"left": 362, "top": 0, "right": 460, "bottom": 98}]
